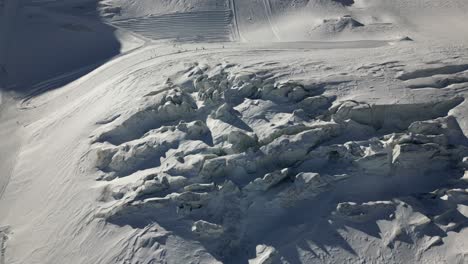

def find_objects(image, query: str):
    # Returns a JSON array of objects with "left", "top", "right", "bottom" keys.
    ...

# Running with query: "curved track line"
[
  {"left": 229, "top": 0, "right": 243, "bottom": 42},
  {"left": 262, "top": 0, "right": 280, "bottom": 41}
]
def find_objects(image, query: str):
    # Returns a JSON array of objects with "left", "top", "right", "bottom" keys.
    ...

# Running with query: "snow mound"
[{"left": 313, "top": 15, "right": 364, "bottom": 33}]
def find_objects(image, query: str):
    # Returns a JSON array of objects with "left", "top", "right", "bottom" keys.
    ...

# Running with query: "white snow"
[{"left": 1, "top": 0, "right": 468, "bottom": 263}]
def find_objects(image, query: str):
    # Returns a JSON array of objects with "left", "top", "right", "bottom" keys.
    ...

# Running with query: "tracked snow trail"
[
  {"left": 262, "top": 0, "right": 280, "bottom": 40},
  {"left": 21, "top": 63, "right": 102, "bottom": 103},
  {"left": 112, "top": 10, "right": 233, "bottom": 42},
  {"left": 231, "top": 0, "right": 278, "bottom": 42},
  {"left": 20, "top": 35, "right": 147, "bottom": 107},
  {"left": 228, "top": 0, "right": 241, "bottom": 41}
]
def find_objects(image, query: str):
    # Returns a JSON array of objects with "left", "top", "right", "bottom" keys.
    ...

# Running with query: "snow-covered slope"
[
  {"left": 0, "top": 0, "right": 468, "bottom": 264},
  {"left": 94, "top": 0, "right": 468, "bottom": 42}
]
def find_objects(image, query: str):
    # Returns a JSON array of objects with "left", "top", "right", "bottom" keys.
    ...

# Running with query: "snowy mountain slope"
[
  {"left": 96, "top": 0, "right": 468, "bottom": 42},
  {"left": 1, "top": 41, "right": 468, "bottom": 263},
  {"left": 0, "top": 0, "right": 468, "bottom": 264}
]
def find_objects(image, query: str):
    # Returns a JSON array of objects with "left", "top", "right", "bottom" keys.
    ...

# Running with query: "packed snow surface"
[{"left": 1, "top": 0, "right": 468, "bottom": 263}]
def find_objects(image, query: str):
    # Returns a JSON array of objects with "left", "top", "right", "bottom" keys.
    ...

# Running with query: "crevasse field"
[{"left": 1, "top": 0, "right": 468, "bottom": 263}]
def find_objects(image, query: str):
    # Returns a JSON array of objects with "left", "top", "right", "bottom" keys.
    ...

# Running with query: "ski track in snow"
[
  {"left": 262, "top": 0, "right": 280, "bottom": 41},
  {"left": 111, "top": 10, "right": 233, "bottom": 42},
  {"left": 228, "top": 0, "right": 241, "bottom": 41},
  {"left": 233, "top": 0, "right": 278, "bottom": 41}
]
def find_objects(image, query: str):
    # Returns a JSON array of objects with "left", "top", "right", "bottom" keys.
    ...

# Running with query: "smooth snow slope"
[{"left": 0, "top": 0, "right": 468, "bottom": 264}]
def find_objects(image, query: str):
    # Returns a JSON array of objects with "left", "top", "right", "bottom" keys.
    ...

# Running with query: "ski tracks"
[{"left": 111, "top": 10, "right": 233, "bottom": 42}]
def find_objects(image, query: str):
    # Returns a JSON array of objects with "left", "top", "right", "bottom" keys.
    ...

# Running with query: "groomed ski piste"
[
  {"left": 1, "top": 0, "right": 468, "bottom": 263},
  {"left": 111, "top": 10, "right": 234, "bottom": 42}
]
